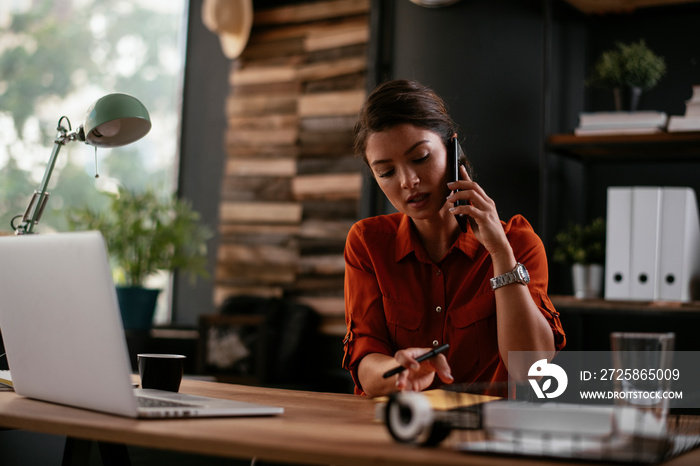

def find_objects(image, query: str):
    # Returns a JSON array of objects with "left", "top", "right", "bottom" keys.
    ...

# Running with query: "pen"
[{"left": 382, "top": 343, "right": 450, "bottom": 379}]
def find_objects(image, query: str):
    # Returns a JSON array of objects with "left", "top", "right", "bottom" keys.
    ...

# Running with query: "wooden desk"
[{"left": 1, "top": 379, "right": 699, "bottom": 466}]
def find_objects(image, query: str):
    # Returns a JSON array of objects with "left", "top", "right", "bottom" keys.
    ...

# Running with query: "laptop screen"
[{"left": 0, "top": 231, "right": 140, "bottom": 416}]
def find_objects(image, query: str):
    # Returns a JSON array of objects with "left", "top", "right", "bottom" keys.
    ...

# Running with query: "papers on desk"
[
  {"left": 0, "top": 370, "right": 12, "bottom": 389},
  {"left": 377, "top": 388, "right": 700, "bottom": 463},
  {"left": 373, "top": 389, "right": 499, "bottom": 424},
  {"left": 460, "top": 401, "right": 700, "bottom": 464}
]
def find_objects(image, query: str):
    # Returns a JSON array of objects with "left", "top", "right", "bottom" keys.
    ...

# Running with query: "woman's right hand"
[{"left": 393, "top": 347, "right": 454, "bottom": 392}]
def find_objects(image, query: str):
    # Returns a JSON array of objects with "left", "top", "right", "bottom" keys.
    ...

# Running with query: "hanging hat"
[{"left": 201, "top": 0, "right": 253, "bottom": 59}]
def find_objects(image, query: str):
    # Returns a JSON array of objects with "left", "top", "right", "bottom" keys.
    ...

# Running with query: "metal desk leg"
[
  {"left": 62, "top": 437, "right": 131, "bottom": 466},
  {"left": 62, "top": 438, "right": 91, "bottom": 466},
  {"left": 98, "top": 441, "right": 132, "bottom": 466}
]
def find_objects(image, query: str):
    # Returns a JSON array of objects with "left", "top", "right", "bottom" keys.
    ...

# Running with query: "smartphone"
[{"left": 449, "top": 136, "right": 469, "bottom": 233}]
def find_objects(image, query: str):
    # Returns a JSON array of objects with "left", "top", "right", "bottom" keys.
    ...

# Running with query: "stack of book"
[
  {"left": 574, "top": 111, "right": 668, "bottom": 136},
  {"left": 667, "top": 85, "right": 700, "bottom": 132}
]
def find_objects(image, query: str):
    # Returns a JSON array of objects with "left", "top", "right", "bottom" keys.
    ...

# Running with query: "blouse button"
[
  {"left": 436, "top": 269, "right": 442, "bottom": 276},
  {"left": 432, "top": 340, "right": 439, "bottom": 347},
  {"left": 435, "top": 306, "right": 442, "bottom": 313}
]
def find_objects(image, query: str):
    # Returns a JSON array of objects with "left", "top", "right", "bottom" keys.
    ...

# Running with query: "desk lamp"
[{"left": 12, "top": 93, "right": 151, "bottom": 235}]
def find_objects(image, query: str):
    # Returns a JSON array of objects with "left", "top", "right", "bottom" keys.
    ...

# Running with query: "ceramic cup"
[{"left": 137, "top": 353, "right": 186, "bottom": 392}]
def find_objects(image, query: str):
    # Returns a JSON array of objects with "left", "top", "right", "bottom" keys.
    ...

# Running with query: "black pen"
[{"left": 382, "top": 343, "right": 450, "bottom": 379}]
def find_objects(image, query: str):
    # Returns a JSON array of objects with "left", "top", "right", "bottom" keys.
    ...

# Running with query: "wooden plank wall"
[{"left": 214, "top": 0, "right": 369, "bottom": 332}]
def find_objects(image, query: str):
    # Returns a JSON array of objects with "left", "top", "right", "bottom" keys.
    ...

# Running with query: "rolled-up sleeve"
[
  {"left": 507, "top": 216, "right": 566, "bottom": 351},
  {"left": 532, "top": 289, "right": 566, "bottom": 351},
  {"left": 342, "top": 223, "right": 393, "bottom": 393}
]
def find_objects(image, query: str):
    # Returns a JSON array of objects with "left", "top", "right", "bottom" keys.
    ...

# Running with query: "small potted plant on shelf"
[
  {"left": 587, "top": 39, "right": 666, "bottom": 111},
  {"left": 553, "top": 217, "right": 606, "bottom": 299},
  {"left": 67, "top": 187, "right": 212, "bottom": 331}
]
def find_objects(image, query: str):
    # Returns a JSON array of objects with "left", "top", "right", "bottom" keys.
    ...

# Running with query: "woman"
[{"left": 343, "top": 80, "right": 565, "bottom": 397}]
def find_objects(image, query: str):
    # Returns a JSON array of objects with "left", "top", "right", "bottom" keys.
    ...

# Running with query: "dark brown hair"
[{"left": 353, "top": 79, "right": 472, "bottom": 176}]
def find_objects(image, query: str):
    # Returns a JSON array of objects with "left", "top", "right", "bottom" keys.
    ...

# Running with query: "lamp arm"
[{"left": 14, "top": 124, "right": 82, "bottom": 235}]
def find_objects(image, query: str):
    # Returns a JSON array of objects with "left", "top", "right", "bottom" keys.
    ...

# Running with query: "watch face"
[{"left": 517, "top": 264, "right": 530, "bottom": 283}]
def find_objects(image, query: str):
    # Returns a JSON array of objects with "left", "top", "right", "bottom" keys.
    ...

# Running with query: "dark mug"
[{"left": 137, "top": 353, "right": 185, "bottom": 392}]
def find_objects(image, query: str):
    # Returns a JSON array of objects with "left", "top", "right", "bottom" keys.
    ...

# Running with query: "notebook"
[
  {"left": 0, "top": 231, "right": 283, "bottom": 418},
  {"left": 0, "top": 370, "right": 12, "bottom": 388}
]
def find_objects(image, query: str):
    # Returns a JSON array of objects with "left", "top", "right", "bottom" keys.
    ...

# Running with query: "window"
[{"left": 0, "top": 0, "right": 187, "bottom": 323}]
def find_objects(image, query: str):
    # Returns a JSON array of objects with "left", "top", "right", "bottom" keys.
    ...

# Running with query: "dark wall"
[
  {"left": 585, "top": 4, "right": 700, "bottom": 117},
  {"left": 382, "top": 0, "right": 546, "bottom": 228},
  {"left": 173, "top": 0, "right": 229, "bottom": 325}
]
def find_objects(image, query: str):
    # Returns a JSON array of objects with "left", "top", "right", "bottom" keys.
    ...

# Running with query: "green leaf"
[
  {"left": 66, "top": 187, "right": 212, "bottom": 287},
  {"left": 553, "top": 217, "right": 606, "bottom": 265},
  {"left": 587, "top": 39, "right": 666, "bottom": 91}
]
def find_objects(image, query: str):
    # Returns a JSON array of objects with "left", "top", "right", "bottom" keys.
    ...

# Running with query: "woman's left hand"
[{"left": 447, "top": 166, "right": 510, "bottom": 258}]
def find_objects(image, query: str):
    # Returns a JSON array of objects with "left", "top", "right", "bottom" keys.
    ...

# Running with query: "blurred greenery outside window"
[{"left": 0, "top": 0, "right": 187, "bottom": 324}]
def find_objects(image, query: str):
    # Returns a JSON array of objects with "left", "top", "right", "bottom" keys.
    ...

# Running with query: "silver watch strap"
[
  {"left": 490, "top": 263, "right": 529, "bottom": 290},
  {"left": 490, "top": 272, "right": 515, "bottom": 290}
]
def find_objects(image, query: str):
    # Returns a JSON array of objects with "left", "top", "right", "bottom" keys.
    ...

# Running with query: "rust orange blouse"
[{"left": 342, "top": 213, "right": 566, "bottom": 396}]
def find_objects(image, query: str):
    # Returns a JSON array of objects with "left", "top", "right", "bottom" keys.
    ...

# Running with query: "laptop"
[{"left": 0, "top": 231, "right": 283, "bottom": 419}]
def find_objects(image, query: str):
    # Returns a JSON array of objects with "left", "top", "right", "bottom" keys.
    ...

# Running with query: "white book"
[
  {"left": 685, "top": 101, "right": 700, "bottom": 118},
  {"left": 483, "top": 401, "right": 615, "bottom": 437},
  {"left": 667, "top": 115, "right": 700, "bottom": 132},
  {"left": 575, "top": 126, "right": 662, "bottom": 136},
  {"left": 578, "top": 111, "right": 667, "bottom": 128},
  {"left": 690, "top": 84, "right": 700, "bottom": 103},
  {"left": 467, "top": 402, "right": 669, "bottom": 462}
]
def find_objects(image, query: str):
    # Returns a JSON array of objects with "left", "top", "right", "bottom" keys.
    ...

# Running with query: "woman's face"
[{"left": 365, "top": 124, "right": 450, "bottom": 221}]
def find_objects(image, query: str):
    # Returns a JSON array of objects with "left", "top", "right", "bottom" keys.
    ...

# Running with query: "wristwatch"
[{"left": 490, "top": 262, "right": 530, "bottom": 290}]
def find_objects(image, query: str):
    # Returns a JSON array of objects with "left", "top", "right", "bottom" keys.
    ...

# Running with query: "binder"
[
  {"left": 604, "top": 186, "right": 700, "bottom": 302},
  {"left": 628, "top": 187, "right": 662, "bottom": 301},
  {"left": 605, "top": 187, "right": 633, "bottom": 300},
  {"left": 657, "top": 187, "right": 700, "bottom": 301}
]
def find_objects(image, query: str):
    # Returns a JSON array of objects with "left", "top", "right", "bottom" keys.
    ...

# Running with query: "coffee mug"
[{"left": 137, "top": 353, "right": 186, "bottom": 392}]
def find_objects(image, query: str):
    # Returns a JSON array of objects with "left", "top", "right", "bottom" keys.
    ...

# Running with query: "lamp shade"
[{"left": 83, "top": 93, "right": 151, "bottom": 148}]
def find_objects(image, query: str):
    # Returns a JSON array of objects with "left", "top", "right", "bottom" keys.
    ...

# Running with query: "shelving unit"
[
  {"left": 563, "top": 0, "right": 700, "bottom": 14},
  {"left": 545, "top": 130, "right": 700, "bottom": 253},
  {"left": 541, "top": 1, "right": 700, "bottom": 308},
  {"left": 544, "top": 131, "right": 700, "bottom": 254},
  {"left": 547, "top": 132, "right": 700, "bottom": 161},
  {"left": 553, "top": 295, "right": 700, "bottom": 351}
]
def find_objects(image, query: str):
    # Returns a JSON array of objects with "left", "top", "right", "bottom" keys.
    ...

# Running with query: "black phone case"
[{"left": 450, "top": 137, "right": 469, "bottom": 233}]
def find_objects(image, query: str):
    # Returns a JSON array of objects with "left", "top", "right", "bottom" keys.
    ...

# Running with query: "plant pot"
[
  {"left": 613, "top": 86, "right": 643, "bottom": 112},
  {"left": 572, "top": 263, "right": 604, "bottom": 299},
  {"left": 116, "top": 286, "right": 160, "bottom": 332}
]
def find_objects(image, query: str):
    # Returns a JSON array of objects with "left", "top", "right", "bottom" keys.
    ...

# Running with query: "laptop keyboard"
[{"left": 137, "top": 396, "right": 198, "bottom": 408}]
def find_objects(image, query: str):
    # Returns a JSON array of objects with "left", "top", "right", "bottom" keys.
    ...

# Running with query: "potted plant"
[
  {"left": 67, "top": 187, "right": 212, "bottom": 331},
  {"left": 587, "top": 39, "right": 666, "bottom": 111},
  {"left": 553, "top": 218, "right": 606, "bottom": 299}
]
